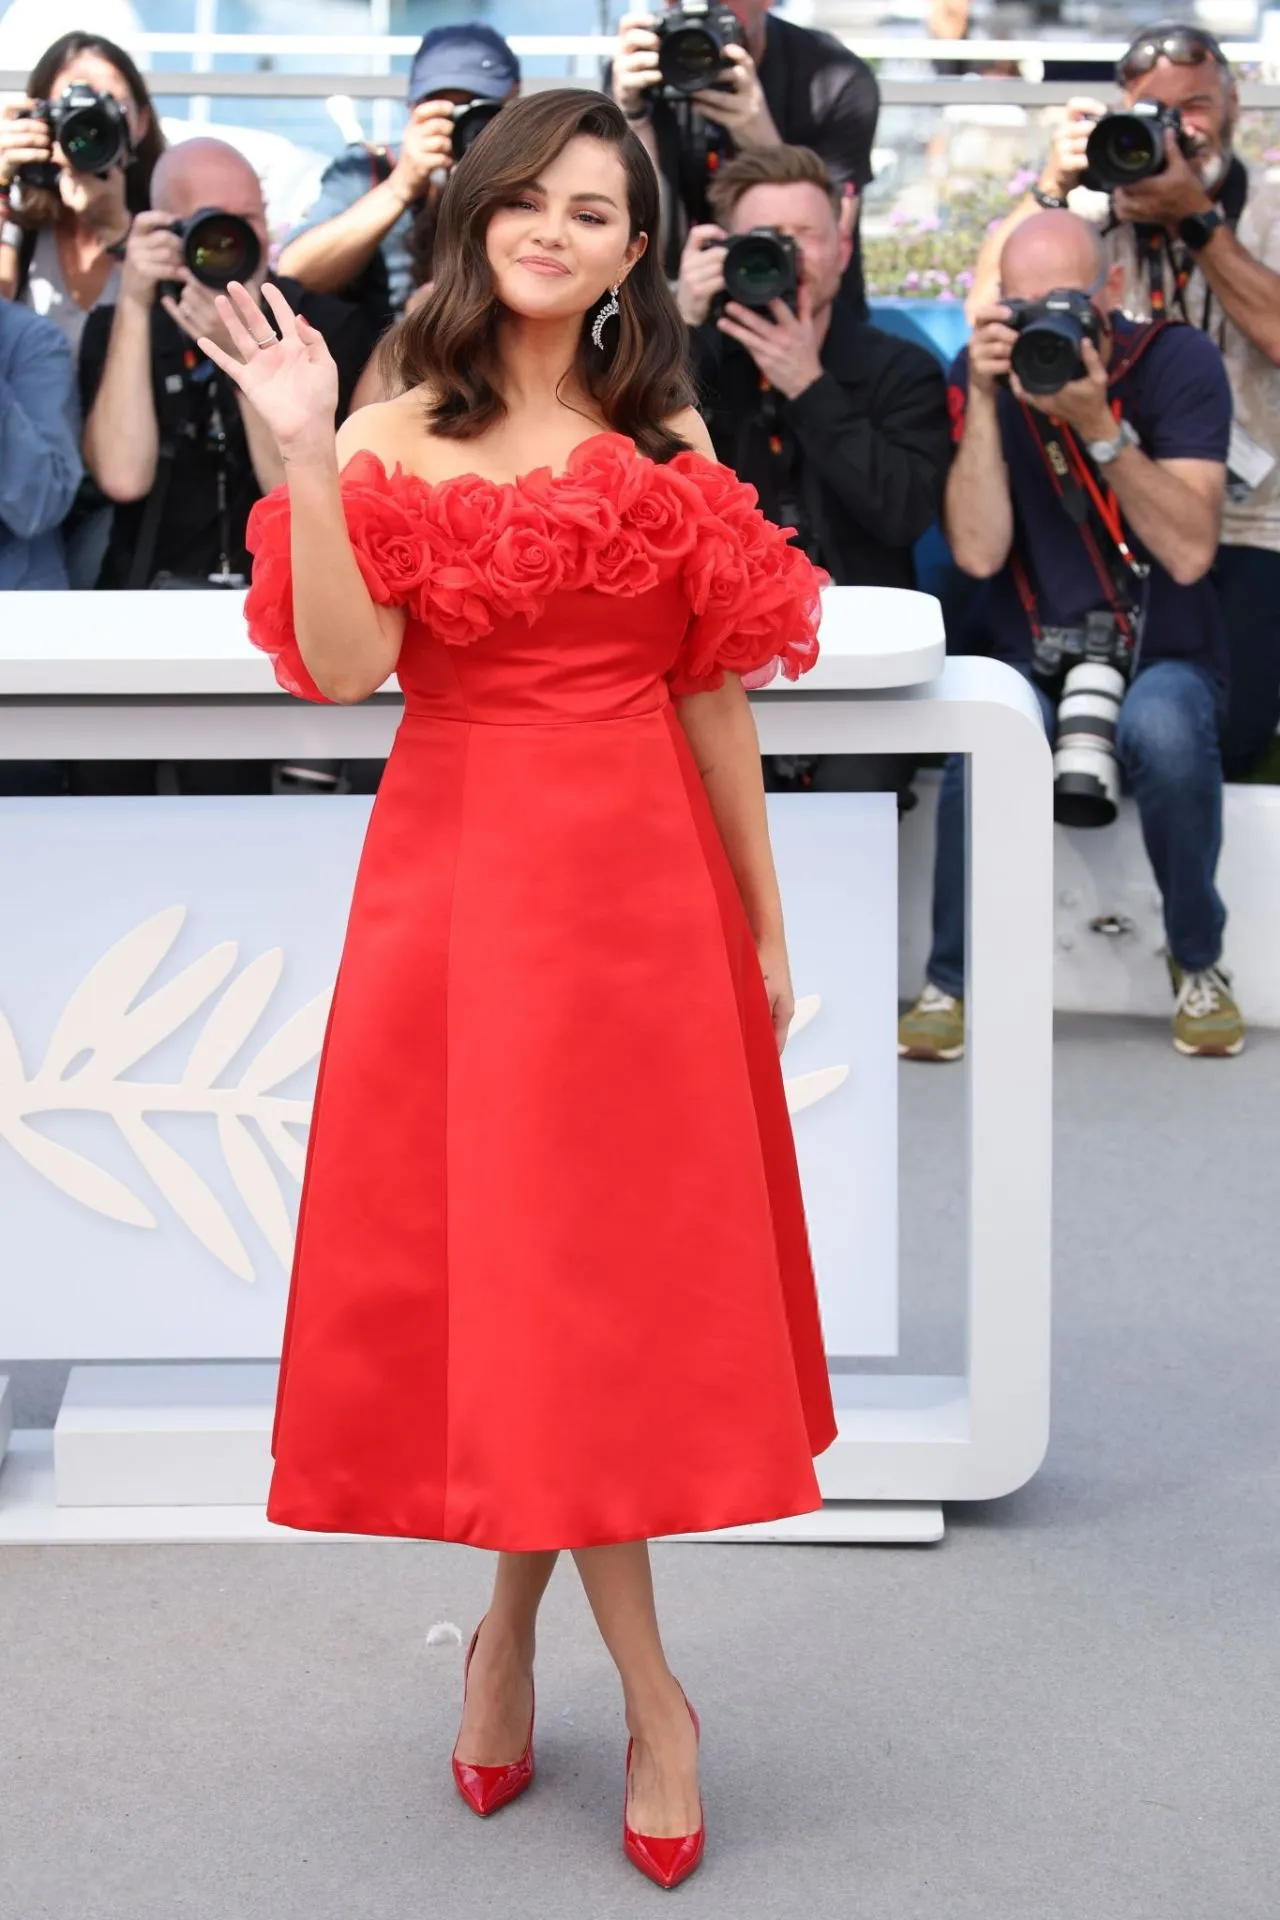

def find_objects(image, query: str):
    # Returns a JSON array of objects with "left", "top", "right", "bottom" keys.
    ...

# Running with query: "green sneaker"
[
  {"left": 1168, "top": 960, "right": 1245, "bottom": 1057},
  {"left": 898, "top": 983, "right": 965, "bottom": 1061}
]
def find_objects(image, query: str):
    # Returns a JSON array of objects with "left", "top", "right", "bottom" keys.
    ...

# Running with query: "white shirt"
[{"left": 19, "top": 222, "right": 121, "bottom": 360}]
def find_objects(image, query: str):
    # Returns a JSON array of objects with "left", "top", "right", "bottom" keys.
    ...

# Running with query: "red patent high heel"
[
  {"left": 450, "top": 1616, "right": 535, "bottom": 1817},
  {"left": 622, "top": 1690, "right": 704, "bottom": 1890}
]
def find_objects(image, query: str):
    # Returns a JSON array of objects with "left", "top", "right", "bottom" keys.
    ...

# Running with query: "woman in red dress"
[{"left": 199, "top": 88, "right": 836, "bottom": 1890}]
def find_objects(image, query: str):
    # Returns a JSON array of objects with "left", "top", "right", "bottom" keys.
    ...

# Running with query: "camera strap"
[
  {"left": 658, "top": 100, "right": 731, "bottom": 279},
  {"left": 732, "top": 377, "right": 833, "bottom": 573},
  {"left": 127, "top": 342, "right": 241, "bottom": 589},
  {"left": 1139, "top": 154, "right": 1248, "bottom": 332},
  {"left": 1011, "top": 403, "right": 1148, "bottom": 648},
  {"left": 127, "top": 345, "right": 200, "bottom": 590},
  {"left": 204, "top": 376, "right": 242, "bottom": 585}
]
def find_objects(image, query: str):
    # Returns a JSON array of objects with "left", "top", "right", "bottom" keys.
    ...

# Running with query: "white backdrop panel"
[{"left": 0, "top": 792, "right": 897, "bottom": 1361}]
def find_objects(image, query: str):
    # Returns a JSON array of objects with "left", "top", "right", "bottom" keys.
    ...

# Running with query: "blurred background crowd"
[{"left": 1, "top": 0, "right": 1278, "bottom": 1058}]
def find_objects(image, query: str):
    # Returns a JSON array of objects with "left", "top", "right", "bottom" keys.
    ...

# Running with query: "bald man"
[
  {"left": 70, "top": 135, "right": 374, "bottom": 797},
  {"left": 899, "top": 209, "right": 1244, "bottom": 1060},
  {"left": 79, "top": 136, "right": 373, "bottom": 596}
]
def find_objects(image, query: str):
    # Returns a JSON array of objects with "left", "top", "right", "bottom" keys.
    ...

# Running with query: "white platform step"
[
  {"left": 54, "top": 1363, "right": 278, "bottom": 1507},
  {"left": 26, "top": 1363, "right": 949, "bottom": 1542},
  {"left": 0, "top": 1432, "right": 943, "bottom": 1545}
]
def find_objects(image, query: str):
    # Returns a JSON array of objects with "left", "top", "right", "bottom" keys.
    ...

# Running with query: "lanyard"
[
  {"left": 1140, "top": 224, "right": 1194, "bottom": 323},
  {"left": 1011, "top": 401, "right": 1148, "bottom": 646},
  {"left": 1141, "top": 227, "right": 1216, "bottom": 335},
  {"left": 205, "top": 377, "right": 242, "bottom": 586},
  {"left": 1137, "top": 155, "right": 1249, "bottom": 339}
]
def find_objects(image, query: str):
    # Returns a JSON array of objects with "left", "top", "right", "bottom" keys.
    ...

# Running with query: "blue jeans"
[{"left": 928, "top": 659, "right": 1227, "bottom": 997}]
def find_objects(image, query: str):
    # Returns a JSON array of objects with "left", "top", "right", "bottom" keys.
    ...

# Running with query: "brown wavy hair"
[
  {"left": 377, "top": 89, "right": 695, "bottom": 463},
  {"left": 17, "top": 31, "right": 166, "bottom": 229}
]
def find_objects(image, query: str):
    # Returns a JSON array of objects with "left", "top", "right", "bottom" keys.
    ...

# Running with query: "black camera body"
[
  {"left": 1003, "top": 288, "right": 1103, "bottom": 396},
  {"left": 707, "top": 227, "right": 800, "bottom": 318},
  {"left": 447, "top": 97, "right": 504, "bottom": 160},
  {"left": 1030, "top": 607, "right": 1130, "bottom": 694},
  {"left": 656, "top": 0, "right": 744, "bottom": 100},
  {"left": 18, "top": 84, "right": 132, "bottom": 191},
  {"left": 1084, "top": 101, "right": 1196, "bottom": 193}
]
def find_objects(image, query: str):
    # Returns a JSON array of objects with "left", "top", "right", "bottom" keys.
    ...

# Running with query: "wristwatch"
[
  {"left": 1087, "top": 418, "right": 1141, "bottom": 466},
  {"left": 1178, "top": 207, "right": 1227, "bottom": 251},
  {"left": 1030, "top": 183, "right": 1069, "bottom": 210}
]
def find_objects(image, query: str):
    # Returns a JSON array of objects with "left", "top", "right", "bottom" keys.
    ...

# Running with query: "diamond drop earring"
[{"left": 591, "top": 280, "right": 622, "bottom": 351}]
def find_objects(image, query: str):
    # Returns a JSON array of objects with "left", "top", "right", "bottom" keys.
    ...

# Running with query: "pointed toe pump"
[
  {"left": 451, "top": 1617, "right": 535, "bottom": 1817},
  {"left": 622, "top": 1694, "right": 705, "bottom": 1890}
]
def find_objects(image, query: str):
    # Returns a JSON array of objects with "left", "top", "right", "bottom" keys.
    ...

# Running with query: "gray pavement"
[{"left": 2, "top": 1014, "right": 1278, "bottom": 1920}]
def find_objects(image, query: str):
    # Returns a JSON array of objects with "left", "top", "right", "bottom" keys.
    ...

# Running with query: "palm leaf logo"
[
  {"left": 0, "top": 906, "right": 328, "bottom": 1283},
  {"left": 784, "top": 994, "right": 850, "bottom": 1112},
  {"left": 0, "top": 915, "right": 847, "bottom": 1283}
]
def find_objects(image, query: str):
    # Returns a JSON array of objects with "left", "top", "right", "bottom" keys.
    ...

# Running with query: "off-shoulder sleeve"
[
  {"left": 243, "top": 452, "right": 424, "bottom": 702},
  {"left": 663, "top": 454, "right": 828, "bottom": 699}
]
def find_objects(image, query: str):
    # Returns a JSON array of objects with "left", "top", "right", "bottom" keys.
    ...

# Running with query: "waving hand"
[{"left": 197, "top": 280, "right": 340, "bottom": 460}]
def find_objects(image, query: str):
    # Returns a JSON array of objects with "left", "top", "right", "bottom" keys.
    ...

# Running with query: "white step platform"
[
  {"left": 0, "top": 1362, "right": 945, "bottom": 1544},
  {"left": 54, "top": 1363, "right": 277, "bottom": 1507},
  {"left": 0, "top": 1434, "right": 941, "bottom": 1545}
]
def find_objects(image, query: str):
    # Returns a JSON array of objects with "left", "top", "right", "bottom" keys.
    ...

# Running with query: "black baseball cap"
[{"left": 407, "top": 24, "right": 521, "bottom": 106}]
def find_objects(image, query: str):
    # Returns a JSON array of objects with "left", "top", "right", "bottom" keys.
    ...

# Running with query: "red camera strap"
[{"left": 1010, "top": 402, "right": 1144, "bottom": 644}]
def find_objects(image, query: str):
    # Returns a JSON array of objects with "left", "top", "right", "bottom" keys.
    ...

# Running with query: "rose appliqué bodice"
[{"left": 243, "top": 430, "right": 827, "bottom": 722}]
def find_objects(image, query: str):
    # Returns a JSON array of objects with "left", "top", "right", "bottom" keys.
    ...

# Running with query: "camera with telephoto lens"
[
  {"left": 1002, "top": 288, "right": 1103, "bottom": 397},
  {"left": 655, "top": 0, "right": 744, "bottom": 99},
  {"left": 705, "top": 227, "right": 799, "bottom": 319},
  {"left": 1084, "top": 101, "right": 1196, "bottom": 193},
  {"left": 167, "top": 208, "right": 262, "bottom": 289},
  {"left": 17, "top": 85, "right": 133, "bottom": 192},
  {"left": 1032, "top": 610, "right": 1133, "bottom": 827},
  {"left": 447, "top": 97, "right": 504, "bottom": 160}
]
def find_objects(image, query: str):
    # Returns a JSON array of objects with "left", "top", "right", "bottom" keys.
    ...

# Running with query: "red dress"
[{"left": 245, "top": 431, "right": 837, "bottom": 1550}]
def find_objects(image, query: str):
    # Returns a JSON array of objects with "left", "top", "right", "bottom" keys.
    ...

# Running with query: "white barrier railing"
[{"left": 43, "top": 34, "right": 1280, "bottom": 63}]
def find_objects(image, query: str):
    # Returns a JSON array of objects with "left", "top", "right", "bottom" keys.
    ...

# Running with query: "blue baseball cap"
[{"left": 407, "top": 24, "right": 521, "bottom": 106}]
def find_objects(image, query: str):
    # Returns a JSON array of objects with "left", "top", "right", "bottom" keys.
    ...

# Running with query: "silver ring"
[{"left": 255, "top": 334, "right": 277, "bottom": 350}]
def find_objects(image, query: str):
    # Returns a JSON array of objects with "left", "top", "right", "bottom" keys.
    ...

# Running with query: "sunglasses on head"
[{"left": 1118, "top": 25, "right": 1228, "bottom": 84}]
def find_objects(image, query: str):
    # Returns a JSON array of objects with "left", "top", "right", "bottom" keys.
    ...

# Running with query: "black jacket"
[{"left": 690, "top": 300, "right": 952, "bottom": 588}]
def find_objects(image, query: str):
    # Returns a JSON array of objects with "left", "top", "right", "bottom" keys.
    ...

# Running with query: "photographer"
[
  {"left": 611, "top": 1, "right": 878, "bottom": 314},
  {"left": 76, "top": 137, "right": 374, "bottom": 795},
  {"left": 276, "top": 24, "right": 520, "bottom": 336},
  {"left": 684, "top": 146, "right": 950, "bottom": 587},
  {"left": 0, "top": 31, "right": 164, "bottom": 354},
  {"left": 899, "top": 211, "right": 1242, "bottom": 1061},
  {"left": 971, "top": 24, "right": 1280, "bottom": 779},
  {"left": 683, "top": 145, "right": 950, "bottom": 796}
]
